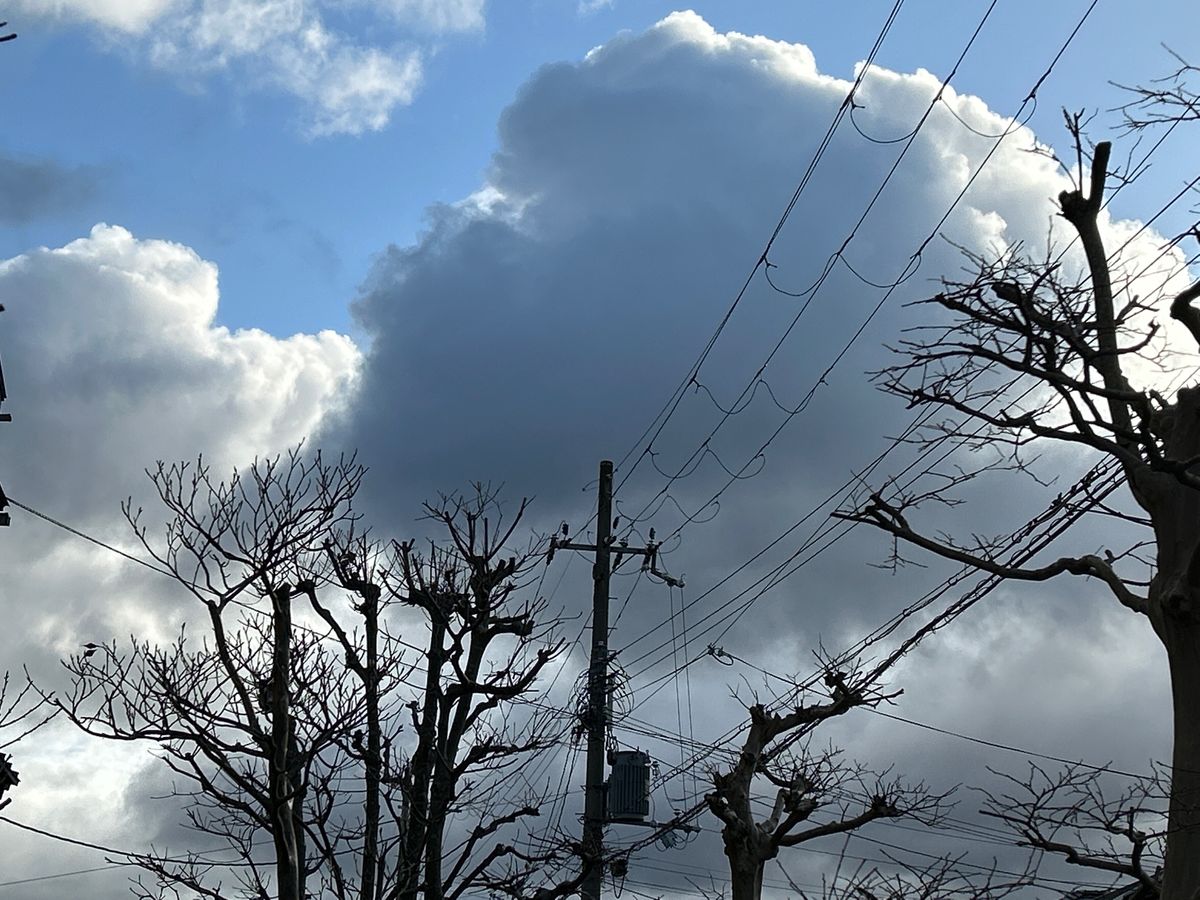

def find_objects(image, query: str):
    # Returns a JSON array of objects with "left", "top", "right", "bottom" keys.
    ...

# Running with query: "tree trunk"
[
  {"left": 289, "top": 724, "right": 308, "bottom": 900},
  {"left": 398, "top": 614, "right": 445, "bottom": 900},
  {"left": 1159, "top": 621, "right": 1200, "bottom": 900},
  {"left": 727, "top": 856, "right": 764, "bottom": 900},
  {"left": 361, "top": 588, "right": 381, "bottom": 900},
  {"left": 719, "top": 818, "right": 768, "bottom": 900},
  {"left": 423, "top": 587, "right": 487, "bottom": 900},
  {"left": 271, "top": 587, "right": 303, "bottom": 900},
  {"left": 1149, "top": 386, "right": 1200, "bottom": 900},
  {"left": 424, "top": 755, "right": 454, "bottom": 900}
]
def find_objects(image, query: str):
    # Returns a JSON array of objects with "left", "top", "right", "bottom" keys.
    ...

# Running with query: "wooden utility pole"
[
  {"left": 547, "top": 460, "right": 683, "bottom": 900},
  {"left": 1, "top": 304, "right": 11, "bottom": 527},
  {"left": 581, "top": 459, "right": 613, "bottom": 900}
]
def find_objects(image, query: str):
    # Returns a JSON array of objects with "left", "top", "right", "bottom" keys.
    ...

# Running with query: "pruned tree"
[
  {"left": 980, "top": 762, "right": 1166, "bottom": 897},
  {"left": 298, "top": 532, "right": 394, "bottom": 900},
  {"left": 834, "top": 95, "right": 1200, "bottom": 898},
  {"left": 384, "top": 488, "right": 567, "bottom": 900},
  {"left": 706, "top": 663, "right": 951, "bottom": 900},
  {"left": 46, "top": 448, "right": 378, "bottom": 900},
  {"left": 42, "top": 454, "right": 575, "bottom": 900}
]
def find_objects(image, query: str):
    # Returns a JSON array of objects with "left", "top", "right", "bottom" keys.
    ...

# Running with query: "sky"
[{"left": 0, "top": 1, "right": 1198, "bottom": 897}]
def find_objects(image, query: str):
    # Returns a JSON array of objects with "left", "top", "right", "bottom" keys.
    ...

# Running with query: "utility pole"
[
  {"left": 581, "top": 459, "right": 613, "bottom": 900},
  {"left": 547, "top": 460, "right": 683, "bottom": 900},
  {"left": 0, "top": 304, "right": 11, "bottom": 527}
]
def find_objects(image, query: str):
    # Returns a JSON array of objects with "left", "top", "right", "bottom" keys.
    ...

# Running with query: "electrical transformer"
[{"left": 606, "top": 750, "right": 650, "bottom": 822}]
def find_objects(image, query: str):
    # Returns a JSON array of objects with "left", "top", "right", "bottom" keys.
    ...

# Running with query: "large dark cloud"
[
  {"left": 332, "top": 11, "right": 1185, "bottom": 532},
  {"left": 328, "top": 9, "right": 1181, "bottom": 657},
  {"left": 324, "top": 11, "right": 1192, "bottom": 893}
]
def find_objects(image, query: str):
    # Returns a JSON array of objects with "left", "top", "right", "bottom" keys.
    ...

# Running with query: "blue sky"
[
  {"left": 1, "top": 0, "right": 1194, "bottom": 340},
  {"left": 1, "top": 2, "right": 1199, "bottom": 896}
]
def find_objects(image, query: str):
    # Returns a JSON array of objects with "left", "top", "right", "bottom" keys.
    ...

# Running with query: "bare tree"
[
  {"left": 47, "top": 449, "right": 373, "bottom": 900},
  {"left": 834, "top": 102, "right": 1200, "bottom": 898},
  {"left": 1117, "top": 53, "right": 1199, "bottom": 132},
  {"left": 980, "top": 762, "right": 1166, "bottom": 897},
  {"left": 706, "top": 662, "right": 951, "bottom": 900},
  {"left": 42, "top": 456, "right": 574, "bottom": 900},
  {"left": 384, "top": 488, "right": 566, "bottom": 900}
]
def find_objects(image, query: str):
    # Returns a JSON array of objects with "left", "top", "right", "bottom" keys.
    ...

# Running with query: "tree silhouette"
[
  {"left": 836, "top": 98, "right": 1200, "bottom": 899},
  {"left": 45, "top": 451, "right": 567, "bottom": 900}
]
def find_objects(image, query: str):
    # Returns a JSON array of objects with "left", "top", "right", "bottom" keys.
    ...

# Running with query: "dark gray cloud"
[
  {"left": 321, "top": 11, "right": 1189, "bottom": 893},
  {"left": 326, "top": 9, "right": 1157, "bottom": 643},
  {"left": 0, "top": 154, "right": 102, "bottom": 225},
  {"left": 331, "top": 12, "right": 1183, "bottom": 543}
]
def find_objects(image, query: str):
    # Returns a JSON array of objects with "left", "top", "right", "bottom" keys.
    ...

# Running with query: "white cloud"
[
  {"left": 364, "top": 0, "right": 486, "bottom": 32},
  {"left": 14, "top": 0, "right": 179, "bottom": 33},
  {"left": 3, "top": 223, "right": 360, "bottom": 456},
  {"left": 0, "top": 223, "right": 362, "bottom": 891},
  {"left": 11, "top": 0, "right": 462, "bottom": 136},
  {"left": 0, "top": 221, "right": 360, "bottom": 606},
  {"left": 577, "top": 0, "right": 613, "bottom": 14},
  {"left": 12, "top": 0, "right": 485, "bottom": 34},
  {"left": 276, "top": 37, "right": 424, "bottom": 137}
]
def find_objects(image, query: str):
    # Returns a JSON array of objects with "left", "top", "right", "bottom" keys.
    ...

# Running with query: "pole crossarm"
[{"left": 548, "top": 538, "right": 683, "bottom": 588}]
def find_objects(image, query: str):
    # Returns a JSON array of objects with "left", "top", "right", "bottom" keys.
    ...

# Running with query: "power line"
[
  {"left": 633, "top": 455, "right": 1125, "bottom": 797},
  {"left": 611, "top": 0, "right": 1090, "bottom": 545},
  {"left": 0, "top": 815, "right": 264, "bottom": 868},
  {"left": 618, "top": 0, "right": 1009, "bottom": 536},
  {"left": 0, "top": 863, "right": 130, "bottom": 889},
  {"left": 709, "top": 644, "right": 1158, "bottom": 782},
  {"left": 602, "top": 0, "right": 1107, "bottom": 645},
  {"left": 865, "top": 708, "right": 1155, "bottom": 781},
  {"left": 6, "top": 498, "right": 175, "bottom": 576},
  {"left": 613, "top": 101, "right": 1196, "bottom": 742},
  {"left": 608, "top": 0, "right": 912, "bottom": 496}
]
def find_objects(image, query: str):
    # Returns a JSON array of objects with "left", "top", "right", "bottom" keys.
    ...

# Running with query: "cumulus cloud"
[
  {"left": 7, "top": 0, "right": 482, "bottom": 135},
  {"left": 1, "top": 223, "right": 360, "bottom": 504},
  {"left": 334, "top": 8, "right": 1188, "bottom": 528},
  {"left": 0, "top": 220, "right": 360, "bottom": 745},
  {"left": 321, "top": 9, "right": 1193, "bottom": 888},
  {"left": 0, "top": 223, "right": 360, "bottom": 891}
]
